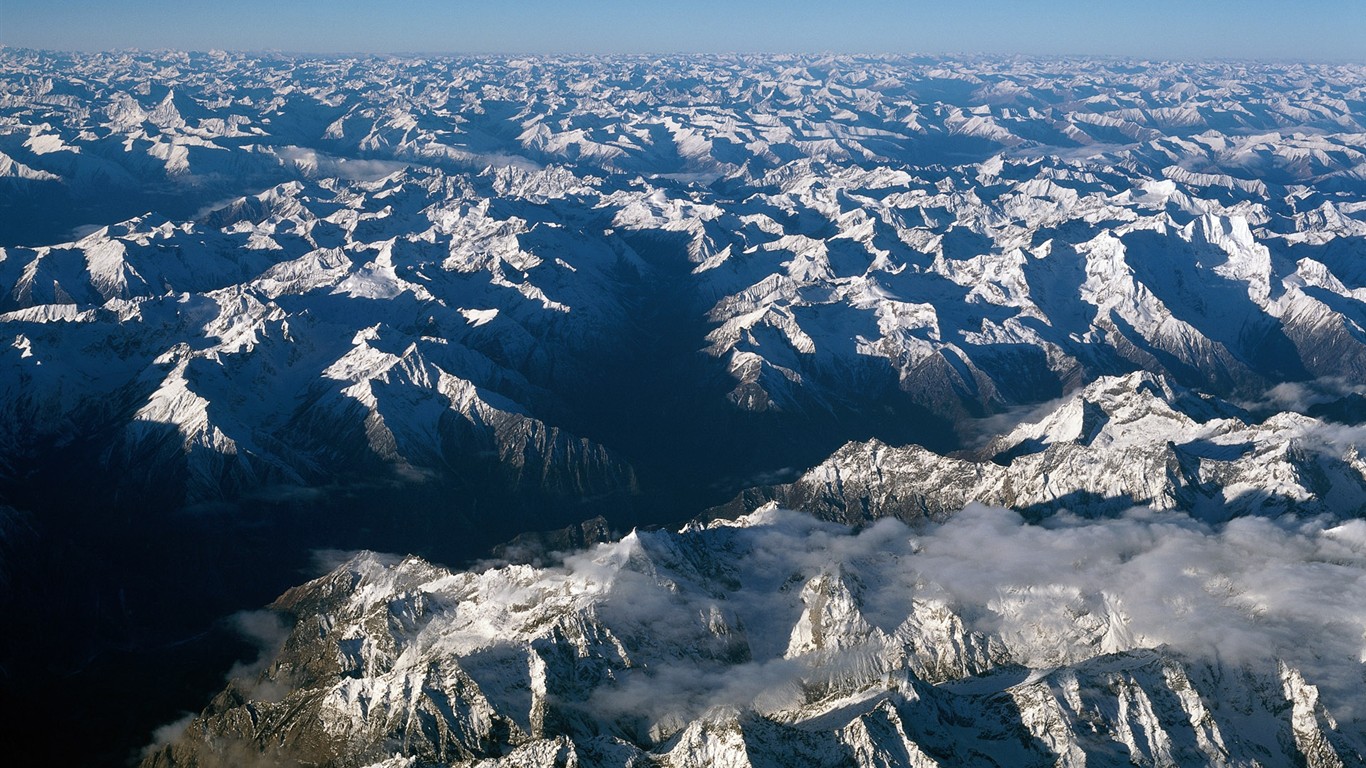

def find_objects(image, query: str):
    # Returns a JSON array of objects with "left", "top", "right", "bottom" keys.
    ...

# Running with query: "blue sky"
[{"left": 3, "top": 0, "right": 1363, "bottom": 61}]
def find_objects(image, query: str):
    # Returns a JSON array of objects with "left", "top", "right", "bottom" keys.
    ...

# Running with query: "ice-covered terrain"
[{"left": 2, "top": 49, "right": 1366, "bottom": 765}]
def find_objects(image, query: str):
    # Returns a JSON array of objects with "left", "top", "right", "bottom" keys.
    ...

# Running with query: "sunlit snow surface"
[
  {"left": 151, "top": 506, "right": 1366, "bottom": 766},
  {"left": 5, "top": 51, "right": 1366, "bottom": 506},
  {"left": 3, "top": 50, "right": 1366, "bottom": 766}
]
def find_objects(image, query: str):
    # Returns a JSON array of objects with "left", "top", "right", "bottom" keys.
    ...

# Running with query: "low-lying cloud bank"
[
  {"left": 562, "top": 504, "right": 1366, "bottom": 723},
  {"left": 150, "top": 502, "right": 1366, "bottom": 765}
]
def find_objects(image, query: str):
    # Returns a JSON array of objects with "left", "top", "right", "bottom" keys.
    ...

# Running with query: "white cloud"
[{"left": 551, "top": 504, "right": 1366, "bottom": 726}]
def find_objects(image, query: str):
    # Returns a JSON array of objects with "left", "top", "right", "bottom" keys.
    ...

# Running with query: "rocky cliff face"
[{"left": 145, "top": 507, "right": 1366, "bottom": 767}]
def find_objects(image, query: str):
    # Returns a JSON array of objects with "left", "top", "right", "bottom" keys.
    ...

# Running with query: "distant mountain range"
[{"left": 2, "top": 50, "right": 1365, "bottom": 766}]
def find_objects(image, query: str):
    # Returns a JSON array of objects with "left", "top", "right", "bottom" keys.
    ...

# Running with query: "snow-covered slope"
[
  {"left": 5, "top": 53, "right": 1366, "bottom": 511},
  {"left": 5, "top": 50, "right": 1366, "bottom": 768},
  {"left": 145, "top": 507, "right": 1366, "bottom": 767},
  {"left": 2, "top": 171, "right": 644, "bottom": 507},
  {"left": 719, "top": 372, "right": 1366, "bottom": 524}
]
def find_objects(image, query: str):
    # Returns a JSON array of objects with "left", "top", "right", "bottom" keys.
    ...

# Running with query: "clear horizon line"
[{"left": 2, "top": 43, "right": 1363, "bottom": 67}]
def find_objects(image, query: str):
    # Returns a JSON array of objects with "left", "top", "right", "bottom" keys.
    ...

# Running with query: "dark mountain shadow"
[
  {"left": 1121, "top": 228, "right": 1308, "bottom": 382},
  {"left": 557, "top": 230, "right": 960, "bottom": 519},
  {"left": 1278, "top": 237, "right": 1366, "bottom": 291},
  {"left": 1309, "top": 393, "right": 1366, "bottom": 425},
  {"left": 1015, "top": 489, "right": 1150, "bottom": 522},
  {"left": 0, "top": 413, "right": 644, "bottom": 768},
  {"left": 0, "top": 179, "right": 81, "bottom": 245},
  {"left": 964, "top": 342, "right": 1067, "bottom": 406},
  {"left": 899, "top": 674, "right": 1061, "bottom": 767}
]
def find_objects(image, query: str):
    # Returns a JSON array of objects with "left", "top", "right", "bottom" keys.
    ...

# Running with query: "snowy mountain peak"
[
  {"left": 715, "top": 374, "right": 1366, "bottom": 525},
  {"left": 5, "top": 50, "right": 1366, "bottom": 767},
  {"left": 992, "top": 371, "right": 1242, "bottom": 456},
  {"left": 145, "top": 507, "right": 1366, "bottom": 767}
]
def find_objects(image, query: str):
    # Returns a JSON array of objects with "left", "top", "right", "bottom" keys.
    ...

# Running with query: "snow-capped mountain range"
[
  {"left": 2, "top": 49, "right": 1366, "bottom": 766},
  {"left": 717, "top": 371, "right": 1366, "bottom": 524},
  {"left": 5, "top": 52, "right": 1366, "bottom": 516},
  {"left": 145, "top": 506, "right": 1366, "bottom": 767},
  {"left": 143, "top": 371, "right": 1366, "bottom": 768}
]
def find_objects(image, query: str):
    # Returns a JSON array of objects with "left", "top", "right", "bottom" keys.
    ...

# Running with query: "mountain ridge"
[
  {"left": 144, "top": 505, "right": 1366, "bottom": 767},
  {"left": 3, "top": 50, "right": 1366, "bottom": 767}
]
